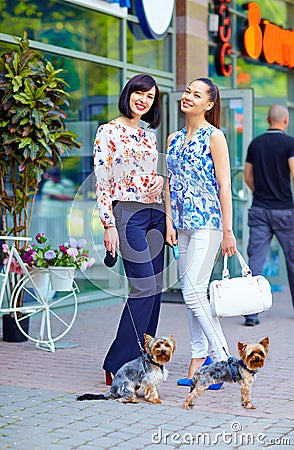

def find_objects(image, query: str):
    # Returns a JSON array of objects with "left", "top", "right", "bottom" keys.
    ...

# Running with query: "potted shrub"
[{"left": 0, "top": 31, "right": 80, "bottom": 341}]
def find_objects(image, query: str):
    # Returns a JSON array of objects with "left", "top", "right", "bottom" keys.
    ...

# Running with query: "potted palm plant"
[{"left": 0, "top": 31, "right": 81, "bottom": 341}]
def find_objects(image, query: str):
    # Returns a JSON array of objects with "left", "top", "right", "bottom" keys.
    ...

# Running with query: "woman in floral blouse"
[
  {"left": 165, "top": 78, "right": 237, "bottom": 387},
  {"left": 94, "top": 74, "right": 165, "bottom": 384}
]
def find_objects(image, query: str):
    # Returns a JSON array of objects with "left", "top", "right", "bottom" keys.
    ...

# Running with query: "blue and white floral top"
[{"left": 166, "top": 125, "right": 222, "bottom": 231}]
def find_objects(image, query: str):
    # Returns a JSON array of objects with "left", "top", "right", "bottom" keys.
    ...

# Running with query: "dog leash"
[
  {"left": 125, "top": 299, "right": 146, "bottom": 356},
  {"left": 120, "top": 275, "right": 166, "bottom": 372},
  {"left": 125, "top": 298, "right": 164, "bottom": 372}
]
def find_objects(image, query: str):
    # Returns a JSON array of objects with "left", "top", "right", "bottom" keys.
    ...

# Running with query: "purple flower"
[
  {"left": 76, "top": 238, "right": 87, "bottom": 249},
  {"left": 22, "top": 252, "right": 34, "bottom": 264},
  {"left": 44, "top": 250, "right": 57, "bottom": 260},
  {"left": 36, "top": 233, "right": 47, "bottom": 244},
  {"left": 68, "top": 237, "right": 77, "bottom": 248}
]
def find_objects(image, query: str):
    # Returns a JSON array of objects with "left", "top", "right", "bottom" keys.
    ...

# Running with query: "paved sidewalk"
[{"left": 1, "top": 288, "right": 294, "bottom": 449}]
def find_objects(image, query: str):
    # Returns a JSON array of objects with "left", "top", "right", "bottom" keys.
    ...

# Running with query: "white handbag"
[{"left": 209, "top": 251, "right": 272, "bottom": 318}]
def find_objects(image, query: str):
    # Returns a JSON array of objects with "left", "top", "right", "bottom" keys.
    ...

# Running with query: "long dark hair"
[
  {"left": 193, "top": 77, "right": 221, "bottom": 128},
  {"left": 118, "top": 74, "right": 161, "bottom": 129}
]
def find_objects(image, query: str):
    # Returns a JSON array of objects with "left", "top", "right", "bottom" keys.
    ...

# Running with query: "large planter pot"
[
  {"left": 48, "top": 266, "right": 76, "bottom": 291},
  {"left": 27, "top": 267, "right": 50, "bottom": 289},
  {"left": 2, "top": 314, "right": 29, "bottom": 342}
]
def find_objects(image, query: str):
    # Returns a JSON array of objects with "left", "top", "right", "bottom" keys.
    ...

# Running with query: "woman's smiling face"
[
  {"left": 129, "top": 87, "right": 156, "bottom": 118},
  {"left": 181, "top": 80, "right": 213, "bottom": 115}
]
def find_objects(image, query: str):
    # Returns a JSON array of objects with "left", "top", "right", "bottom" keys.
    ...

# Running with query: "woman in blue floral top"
[
  {"left": 94, "top": 74, "right": 165, "bottom": 384},
  {"left": 165, "top": 78, "right": 237, "bottom": 387}
]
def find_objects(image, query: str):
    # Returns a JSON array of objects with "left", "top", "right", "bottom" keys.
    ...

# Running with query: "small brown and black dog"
[
  {"left": 77, "top": 333, "right": 176, "bottom": 404},
  {"left": 184, "top": 336, "right": 269, "bottom": 410}
]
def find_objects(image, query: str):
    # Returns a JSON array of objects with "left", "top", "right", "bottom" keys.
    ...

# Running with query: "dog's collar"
[
  {"left": 227, "top": 357, "right": 256, "bottom": 382},
  {"left": 238, "top": 359, "right": 257, "bottom": 376},
  {"left": 143, "top": 353, "right": 164, "bottom": 372}
]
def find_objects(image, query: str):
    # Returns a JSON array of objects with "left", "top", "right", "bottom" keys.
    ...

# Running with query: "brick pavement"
[{"left": 1, "top": 288, "right": 294, "bottom": 449}]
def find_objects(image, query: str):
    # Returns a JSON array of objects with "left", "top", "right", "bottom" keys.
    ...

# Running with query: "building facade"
[{"left": 1, "top": 0, "right": 293, "bottom": 291}]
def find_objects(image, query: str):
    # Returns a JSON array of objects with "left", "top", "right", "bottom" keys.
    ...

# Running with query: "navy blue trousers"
[
  {"left": 103, "top": 201, "right": 165, "bottom": 374},
  {"left": 246, "top": 206, "right": 294, "bottom": 319}
]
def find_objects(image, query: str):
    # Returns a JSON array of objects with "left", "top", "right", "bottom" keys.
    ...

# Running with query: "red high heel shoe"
[{"left": 105, "top": 371, "right": 113, "bottom": 386}]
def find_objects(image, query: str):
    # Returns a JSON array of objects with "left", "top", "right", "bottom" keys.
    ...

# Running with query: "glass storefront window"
[
  {"left": 236, "top": 59, "right": 287, "bottom": 97},
  {"left": 41, "top": 51, "right": 121, "bottom": 163},
  {"left": 25, "top": 53, "right": 121, "bottom": 268},
  {"left": 0, "top": 0, "right": 121, "bottom": 60},
  {"left": 127, "top": 22, "right": 172, "bottom": 72}
]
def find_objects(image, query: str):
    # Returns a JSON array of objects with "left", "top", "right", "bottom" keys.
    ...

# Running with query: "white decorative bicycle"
[{"left": 0, "top": 236, "right": 79, "bottom": 352}]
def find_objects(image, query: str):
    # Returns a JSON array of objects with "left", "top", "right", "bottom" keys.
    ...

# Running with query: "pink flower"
[
  {"left": 87, "top": 257, "right": 95, "bottom": 268},
  {"left": 66, "top": 247, "right": 78, "bottom": 258},
  {"left": 2, "top": 244, "right": 9, "bottom": 253},
  {"left": 9, "top": 258, "right": 23, "bottom": 274}
]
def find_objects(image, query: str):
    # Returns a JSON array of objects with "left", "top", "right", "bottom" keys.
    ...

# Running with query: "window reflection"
[
  {"left": 30, "top": 52, "right": 121, "bottom": 191},
  {"left": 0, "top": 0, "right": 121, "bottom": 59},
  {"left": 127, "top": 22, "right": 172, "bottom": 71}
]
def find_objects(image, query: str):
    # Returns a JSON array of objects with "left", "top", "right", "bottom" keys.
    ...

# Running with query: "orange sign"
[{"left": 242, "top": 2, "right": 294, "bottom": 68}]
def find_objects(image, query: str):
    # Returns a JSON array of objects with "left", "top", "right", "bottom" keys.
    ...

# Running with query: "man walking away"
[{"left": 244, "top": 105, "right": 294, "bottom": 326}]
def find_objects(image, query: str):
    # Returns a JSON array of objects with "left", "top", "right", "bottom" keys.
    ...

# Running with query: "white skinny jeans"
[{"left": 178, "top": 228, "right": 229, "bottom": 361}]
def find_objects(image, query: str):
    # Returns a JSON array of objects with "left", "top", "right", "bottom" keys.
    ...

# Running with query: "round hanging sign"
[{"left": 134, "top": 0, "right": 175, "bottom": 40}]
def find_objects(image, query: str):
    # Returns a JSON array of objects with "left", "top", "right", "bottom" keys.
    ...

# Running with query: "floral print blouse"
[
  {"left": 166, "top": 125, "right": 222, "bottom": 231},
  {"left": 94, "top": 120, "right": 162, "bottom": 227}
]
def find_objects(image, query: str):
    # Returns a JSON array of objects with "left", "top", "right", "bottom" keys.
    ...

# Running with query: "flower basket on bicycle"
[{"left": 48, "top": 266, "right": 76, "bottom": 291}]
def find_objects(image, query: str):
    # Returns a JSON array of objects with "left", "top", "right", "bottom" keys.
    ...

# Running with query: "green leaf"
[
  {"left": 11, "top": 107, "right": 30, "bottom": 124},
  {"left": 24, "top": 78, "right": 36, "bottom": 99},
  {"left": 28, "top": 140, "right": 39, "bottom": 159},
  {"left": 41, "top": 122, "right": 49, "bottom": 137},
  {"left": 19, "top": 117, "right": 30, "bottom": 126},
  {"left": 18, "top": 137, "right": 32, "bottom": 149},
  {"left": 14, "top": 93, "right": 30, "bottom": 105},
  {"left": 12, "top": 75, "right": 23, "bottom": 92},
  {"left": 32, "top": 109, "right": 43, "bottom": 128}
]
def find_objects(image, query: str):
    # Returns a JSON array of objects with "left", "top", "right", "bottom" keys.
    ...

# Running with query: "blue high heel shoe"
[{"left": 177, "top": 355, "right": 223, "bottom": 390}]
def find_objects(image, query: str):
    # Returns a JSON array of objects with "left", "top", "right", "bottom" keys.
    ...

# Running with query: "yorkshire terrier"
[
  {"left": 77, "top": 333, "right": 176, "bottom": 404},
  {"left": 184, "top": 336, "right": 269, "bottom": 410}
]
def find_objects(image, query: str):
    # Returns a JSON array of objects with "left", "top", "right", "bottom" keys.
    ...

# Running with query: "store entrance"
[{"left": 167, "top": 88, "right": 253, "bottom": 285}]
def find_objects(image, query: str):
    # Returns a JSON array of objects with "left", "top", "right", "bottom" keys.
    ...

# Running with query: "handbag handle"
[{"left": 222, "top": 251, "right": 252, "bottom": 279}]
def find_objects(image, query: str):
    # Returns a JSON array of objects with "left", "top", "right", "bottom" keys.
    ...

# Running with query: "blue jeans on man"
[{"left": 245, "top": 206, "right": 294, "bottom": 325}]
